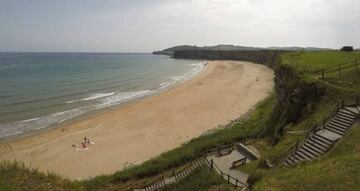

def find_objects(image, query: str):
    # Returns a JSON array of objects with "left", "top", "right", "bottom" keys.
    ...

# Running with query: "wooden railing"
[
  {"left": 124, "top": 140, "right": 253, "bottom": 190},
  {"left": 312, "top": 60, "right": 359, "bottom": 79},
  {"left": 208, "top": 158, "right": 247, "bottom": 189},
  {"left": 280, "top": 100, "right": 343, "bottom": 165},
  {"left": 280, "top": 97, "right": 360, "bottom": 165}
]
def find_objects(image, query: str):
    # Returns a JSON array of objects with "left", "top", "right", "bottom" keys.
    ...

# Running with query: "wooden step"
[
  {"left": 286, "top": 157, "right": 295, "bottom": 165},
  {"left": 334, "top": 113, "right": 355, "bottom": 123},
  {"left": 328, "top": 120, "right": 349, "bottom": 131},
  {"left": 344, "top": 107, "right": 360, "bottom": 115},
  {"left": 297, "top": 148, "right": 316, "bottom": 160},
  {"left": 331, "top": 116, "right": 353, "bottom": 126},
  {"left": 306, "top": 139, "right": 327, "bottom": 152},
  {"left": 338, "top": 109, "right": 356, "bottom": 118},
  {"left": 302, "top": 143, "right": 323, "bottom": 157},
  {"left": 313, "top": 134, "right": 333, "bottom": 145},
  {"left": 289, "top": 155, "right": 301, "bottom": 164},
  {"left": 325, "top": 127, "right": 345, "bottom": 136},
  {"left": 293, "top": 154, "right": 306, "bottom": 163},
  {"left": 310, "top": 136, "right": 331, "bottom": 149},
  {"left": 329, "top": 119, "right": 351, "bottom": 128},
  {"left": 326, "top": 123, "right": 347, "bottom": 133}
]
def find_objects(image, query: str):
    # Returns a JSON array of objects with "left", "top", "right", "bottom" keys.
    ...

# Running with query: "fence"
[
  {"left": 207, "top": 157, "right": 247, "bottom": 189},
  {"left": 314, "top": 59, "right": 359, "bottom": 80}
]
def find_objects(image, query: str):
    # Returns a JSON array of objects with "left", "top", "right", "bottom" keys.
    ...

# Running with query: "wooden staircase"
[
  {"left": 283, "top": 105, "right": 360, "bottom": 166},
  {"left": 133, "top": 158, "right": 209, "bottom": 191}
]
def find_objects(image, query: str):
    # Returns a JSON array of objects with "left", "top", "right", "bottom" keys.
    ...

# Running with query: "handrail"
[
  {"left": 208, "top": 157, "right": 247, "bottom": 188},
  {"left": 130, "top": 156, "right": 205, "bottom": 190},
  {"left": 281, "top": 96, "right": 360, "bottom": 165},
  {"left": 280, "top": 100, "right": 343, "bottom": 165}
]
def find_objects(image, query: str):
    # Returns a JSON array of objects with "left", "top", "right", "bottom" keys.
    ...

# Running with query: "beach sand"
[{"left": 0, "top": 61, "right": 274, "bottom": 180}]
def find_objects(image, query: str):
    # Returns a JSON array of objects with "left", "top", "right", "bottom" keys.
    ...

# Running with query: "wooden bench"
[
  {"left": 231, "top": 157, "right": 246, "bottom": 169},
  {"left": 216, "top": 148, "right": 232, "bottom": 157}
]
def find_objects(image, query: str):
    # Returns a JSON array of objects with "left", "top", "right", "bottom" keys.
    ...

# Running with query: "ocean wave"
[
  {"left": 0, "top": 107, "right": 89, "bottom": 139},
  {"left": 159, "top": 82, "right": 171, "bottom": 89},
  {"left": 0, "top": 61, "right": 206, "bottom": 139},
  {"left": 99, "top": 90, "right": 155, "bottom": 107},
  {"left": 170, "top": 61, "right": 206, "bottom": 82},
  {"left": 21, "top": 117, "right": 40, "bottom": 123},
  {"left": 65, "top": 92, "right": 115, "bottom": 104}
]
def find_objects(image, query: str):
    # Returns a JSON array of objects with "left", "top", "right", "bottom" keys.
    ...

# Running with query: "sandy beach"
[{"left": 0, "top": 61, "right": 274, "bottom": 180}]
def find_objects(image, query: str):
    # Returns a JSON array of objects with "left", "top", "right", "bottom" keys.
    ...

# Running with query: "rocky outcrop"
[{"left": 173, "top": 50, "right": 286, "bottom": 69}]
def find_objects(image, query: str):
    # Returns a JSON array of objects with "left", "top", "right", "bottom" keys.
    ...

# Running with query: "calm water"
[{"left": 0, "top": 53, "right": 204, "bottom": 139}]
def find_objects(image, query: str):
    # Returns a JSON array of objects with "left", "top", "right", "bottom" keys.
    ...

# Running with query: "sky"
[{"left": 0, "top": 0, "right": 359, "bottom": 52}]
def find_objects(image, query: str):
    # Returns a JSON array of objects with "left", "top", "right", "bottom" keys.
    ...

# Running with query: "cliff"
[{"left": 173, "top": 50, "right": 286, "bottom": 69}]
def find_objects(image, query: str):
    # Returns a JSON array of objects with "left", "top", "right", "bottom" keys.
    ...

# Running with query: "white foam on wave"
[
  {"left": 83, "top": 92, "right": 115, "bottom": 101},
  {"left": 170, "top": 61, "right": 206, "bottom": 82},
  {"left": 99, "top": 90, "right": 155, "bottom": 107},
  {"left": 65, "top": 92, "right": 115, "bottom": 104},
  {"left": 21, "top": 117, "right": 40, "bottom": 123},
  {"left": 0, "top": 89, "right": 156, "bottom": 139},
  {"left": 159, "top": 82, "right": 171, "bottom": 89},
  {"left": 0, "top": 107, "right": 88, "bottom": 139}
]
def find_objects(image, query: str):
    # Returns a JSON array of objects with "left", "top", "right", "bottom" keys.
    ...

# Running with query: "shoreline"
[
  {"left": 0, "top": 61, "right": 207, "bottom": 143},
  {"left": 0, "top": 61, "right": 274, "bottom": 180}
]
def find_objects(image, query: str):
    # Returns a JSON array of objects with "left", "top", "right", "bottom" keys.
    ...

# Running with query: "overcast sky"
[{"left": 0, "top": 0, "right": 359, "bottom": 52}]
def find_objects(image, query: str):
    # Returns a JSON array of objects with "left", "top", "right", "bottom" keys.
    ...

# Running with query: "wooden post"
[
  {"left": 210, "top": 159, "right": 214, "bottom": 169},
  {"left": 228, "top": 174, "right": 230, "bottom": 183},
  {"left": 235, "top": 179, "right": 238, "bottom": 188}
]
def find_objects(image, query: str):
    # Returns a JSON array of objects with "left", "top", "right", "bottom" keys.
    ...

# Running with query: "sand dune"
[{"left": 0, "top": 61, "right": 274, "bottom": 180}]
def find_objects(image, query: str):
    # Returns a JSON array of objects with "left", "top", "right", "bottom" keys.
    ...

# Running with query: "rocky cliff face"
[
  {"left": 173, "top": 50, "right": 286, "bottom": 69},
  {"left": 268, "top": 64, "right": 324, "bottom": 141}
]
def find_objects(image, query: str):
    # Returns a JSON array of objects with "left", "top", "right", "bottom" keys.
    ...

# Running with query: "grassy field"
[{"left": 1, "top": 51, "right": 359, "bottom": 191}]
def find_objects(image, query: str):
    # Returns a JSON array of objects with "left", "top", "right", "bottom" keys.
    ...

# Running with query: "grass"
[
  {"left": 247, "top": 51, "right": 360, "bottom": 190},
  {"left": 252, "top": 123, "right": 360, "bottom": 191},
  {"left": 281, "top": 51, "right": 360, "bottom": 73},
  {"left": 0, "top": 161, "right": 83, "bottom": 191}
]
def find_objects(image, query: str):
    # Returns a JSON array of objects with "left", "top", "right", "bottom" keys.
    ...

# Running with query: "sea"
[{"left": 0, "top": 53, "right": 205, "bottom": 139}]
